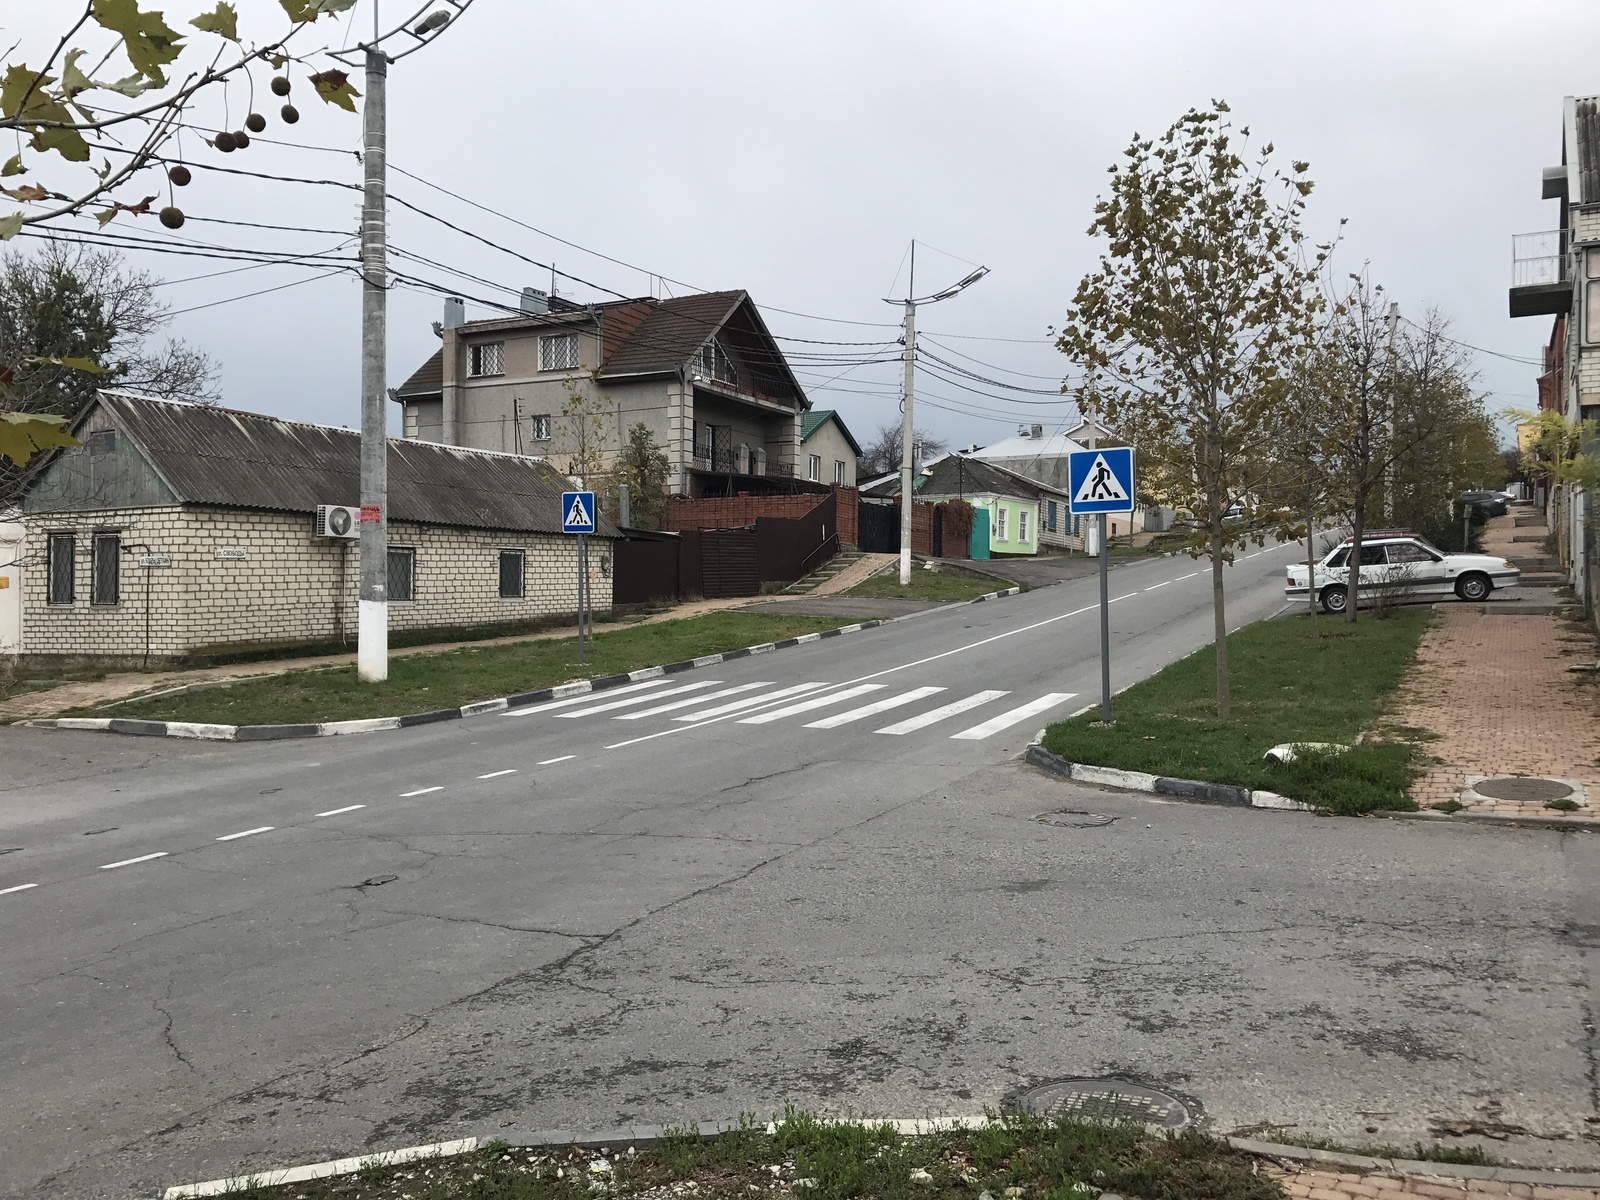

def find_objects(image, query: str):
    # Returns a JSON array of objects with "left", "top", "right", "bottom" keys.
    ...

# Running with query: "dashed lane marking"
[
  {"left": 476, "top": 769, "right": 517, "bottom": 779},
  {"left": 100, "top": 852, "right": 168, "bottom": 870},
  {"left": 400, "top": 786, "right": 442, "bottom": 798},
  {"left": 876, "top": 690, "right": 1010, "bottom": 735},
  {"left": 1144, "top": 581, "right": 1171, "bottom": 590},
  {"left": 316, "top": 805, "right": 365, "bottom": 817},
  {"left": 537, "top": 755, "right": 576, "bottom": 765},
  {"left": 216, "top": 827, "right": 273, "bottom": 842},
  {"left": 0, "top": 883, "right": 38, "bottom": 896},
  {"left": 804, "top": 686, "right": 946, "bottom": 729},
  {"left": 1177, "top": 572, "right": 1198, "bottom": 580}
]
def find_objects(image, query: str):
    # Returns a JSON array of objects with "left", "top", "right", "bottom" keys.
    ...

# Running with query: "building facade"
[
  {"left": 799, "top": 410, "right": 861, "bottom": 488},
  {"left": 15, "top": 393, "right": 613, "bottom": 667},
  {"left": 394, "top": 289, "right": 819, "bottom": 500}
]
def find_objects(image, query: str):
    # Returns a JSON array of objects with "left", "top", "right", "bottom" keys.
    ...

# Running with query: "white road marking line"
[
  {"left": 0, "top": 883, "right": 38, "bottom": 896},
  {"left": 216, "top": 826, "right": 273, "bottom": 842},
  {"left": 100, "top": 852, "right": 168, "bottom": 870},
  {"left": 1144, "top": 581, "right": 1171, "bottom": 590},
  {"left": 317, "top": 805, "right": 366, "bottom": 817},
  {"left": 804, "top": 686, "right": 947, "bottom": 729},
  {"left": 876, "top": 690, "right": 1010, "bottom": 735},
  {"left": 1177, "top": 572, "right": 1198, "bottom": 580},
  {"left": 672, "top": 682, "right": 829, "bottom": 722},
  {"left": 951, "top": 693, "right": 1078, "bottom": 741},
  {"left": 738, "top": 683, "right": 886, "bottom": 725},
  {"left": 537, "top": 755, "right": 576, "bottom": 765},
  {"left": 556, "top": 680, "right": 721, "bottom": 718},
  {"left": 400, "top": 786, "right": 442, "bottom": 797},
  {"left": 1111, "top": 593, "right": 1138, "bottom": 602},
  {"left": 616, "top": 681, "right": 772, "bottom": 720},
  {"left": 476, "top": 769, "right": 517, "bottom": 779},
  {"left": 504, "top": 680, "right": 668, "bottom": 717}
]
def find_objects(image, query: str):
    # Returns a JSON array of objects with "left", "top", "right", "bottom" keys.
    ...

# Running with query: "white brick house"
[{"left": 14, "top": 393, "right": 615, "bottom": 667}]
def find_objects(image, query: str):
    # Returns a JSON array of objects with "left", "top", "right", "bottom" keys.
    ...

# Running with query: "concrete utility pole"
[
  {"left": 357, "top": 40, "right": 389, "bottom": 682},
  {"left": 885, "top": 242, "right": 989, "bottom": 586},
  {"left": 338, "top": 0, "right": 472, "bottom": 683}
]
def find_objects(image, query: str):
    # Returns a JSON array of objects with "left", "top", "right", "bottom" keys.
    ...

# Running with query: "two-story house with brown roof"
[{"left": 393, "top": 289, "right": 818, "bottom": 500}]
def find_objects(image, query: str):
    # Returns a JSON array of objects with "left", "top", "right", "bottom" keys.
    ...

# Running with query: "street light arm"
[
  {"left": 328, "top": 0, "right": 474, "bottom": 65},
  {"left": 880, "top": 265, "right": 990, "bottom": 306}
]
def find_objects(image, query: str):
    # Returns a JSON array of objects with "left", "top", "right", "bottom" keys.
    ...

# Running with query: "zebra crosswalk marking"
[
  {"left": 950, "top": 692, "right": 1077, "bottom": 740},
  {"left": 875, "top": 690, "right": 1010, "bottom": 735},
  {"left": 803, "top": 687, "right": 947, "bottom": 730},
  {"left": 615, "top": 682, "right": 772, "bottom": 720},
  {"left": 673, "top": 682, "right": 830, "bottom": 722},
  {"left": 738, "top": 683, "right": 886, "bottom": 725},
  {"left": 505, "top": 679, "right": 669, "bottom": 717},
  {"left": 556, "top": 680, "right": 722, "bottom": 719}
]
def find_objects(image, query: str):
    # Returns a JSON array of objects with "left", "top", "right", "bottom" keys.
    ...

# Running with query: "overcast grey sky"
[{"left": 12, "top": 1, "right": 1598, "bottom": 450}]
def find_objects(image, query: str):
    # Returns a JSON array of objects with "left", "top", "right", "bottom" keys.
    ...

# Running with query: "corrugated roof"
[
  {"left": 902, "top": 455, "right": 1046, "bottom": 501},
  {"left": 599, "top": 291, "right": 746, "bottom": 375},
  {"left": 800, "top": 409, "right": 863, "bottom": 456},
  {"left": 82, "top": 393, "right": 615, "bottom": 536}
]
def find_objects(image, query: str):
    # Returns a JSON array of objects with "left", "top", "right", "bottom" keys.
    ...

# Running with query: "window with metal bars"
[
  {"left": 388, "top": 546, "right": 416, "bottom": 603},
  {"left": 92, "top": 533, "right": 120, "bottom": 605},
  {"left": 540, "top": 334, "right": 579, "bottom": 371},
  {"left": 47, "top": 532, "right": 75, "bottom": 605},
  {"left": 468, "top": 341, "right": 504, "bottom": 377},
  {"left": 531, "top": 413, "right": 551, "bottom": 440},
  {"left": 498, "top": 549, "right": 525, "bottom": 599}
]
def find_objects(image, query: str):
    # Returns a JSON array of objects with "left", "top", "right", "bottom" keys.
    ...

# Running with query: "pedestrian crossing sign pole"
[
  {"left": 562, "top": 490, "right": 597, "bottom": 663},
  {"left": 1068, "top": 446, "right": 1135, "bottom": 722}
]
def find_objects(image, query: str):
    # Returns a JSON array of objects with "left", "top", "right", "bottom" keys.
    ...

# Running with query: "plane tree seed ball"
[
  {"left": 233, "top": 130, "right": 250, "bottom": 148},
  {"left": 280, "top": 104, "right": 299, "bottom": 124},
  {"left": 245, "top": 113, "right": 266, "bottom": 133},
  {"left": 159, "top": 206, "right": 185, "bottom": 230},
  {"left": 271, "top": 75, "right": 291, "bottom": 96},
  {"left": 213, "top": 131, "right": 237, "bottom": 152},
  {"left": 167, "top": 165, "right": 191, "bottom": 186}
]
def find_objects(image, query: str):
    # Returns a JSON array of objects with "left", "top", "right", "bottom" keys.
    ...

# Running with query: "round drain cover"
[
  {"left": 1034, "top": 810, "right": 1116, "bottom": 829},
  {"left": 1014, "top": 1078, "right": 1193, "bottom": 1128},
  {"left": 1475, "top": 777, "right": 1575, "bottom": 802}
]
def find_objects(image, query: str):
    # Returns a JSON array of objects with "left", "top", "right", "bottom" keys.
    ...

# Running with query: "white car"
[{"left": 1285, "top": 532, "right": 1522, "bottom": 614}]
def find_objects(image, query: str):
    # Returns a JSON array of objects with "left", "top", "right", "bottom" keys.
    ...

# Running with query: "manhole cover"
[
  {"left": 1475, "top": 777, "right": 1574, "bottom": 802},
  {"left": 1014, "top": 1078, "right": 1193, "bottom": 1128},
  {"left": 1033, "top": 810, "right": 1116, "bottom": 829}
]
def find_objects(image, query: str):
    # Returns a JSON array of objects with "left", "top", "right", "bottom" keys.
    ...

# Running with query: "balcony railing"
[
  {"left": 691, "top": 447, "right": 795, "bottom": 477},
  {"left": 1513, "top": 230, "right": 1567, "bottom": 288}
]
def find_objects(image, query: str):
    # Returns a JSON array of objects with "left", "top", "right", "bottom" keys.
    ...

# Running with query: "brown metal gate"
[{"left": 699, "top": 528, "right": 760, "bottom": 598}]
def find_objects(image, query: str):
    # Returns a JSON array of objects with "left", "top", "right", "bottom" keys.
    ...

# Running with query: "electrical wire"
[{"left": 165, "top": 266, "right": 353, "bottom": 316}]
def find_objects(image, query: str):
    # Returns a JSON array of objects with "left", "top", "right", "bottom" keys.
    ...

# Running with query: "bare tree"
[{"left": 859, "top": 420, "right": 946, "bottom": 478}]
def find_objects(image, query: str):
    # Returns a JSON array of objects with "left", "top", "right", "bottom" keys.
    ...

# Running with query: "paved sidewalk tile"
[
  {"left": 1266, "top": 1164, "right": 1600, "bottom": 1200},
  {"left": 1386, "top": 599, "right": 1600, "bottom": 819}
]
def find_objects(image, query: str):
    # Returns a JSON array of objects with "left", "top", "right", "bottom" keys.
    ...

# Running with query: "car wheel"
[
  {"left": 1320, "top": 585, "right": 1348, "bottom": 614},
  {"left": 1456, "top": 573, "right": 1491, "bottom": 602}
]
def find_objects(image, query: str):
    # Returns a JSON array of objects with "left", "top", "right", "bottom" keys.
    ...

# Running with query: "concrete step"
[
  {"left": 1514, "top": 514, "right": 1546, "bottom": 527},
  {"left": 1511, "top": 533, "right": 1549, "bottom": 542}
]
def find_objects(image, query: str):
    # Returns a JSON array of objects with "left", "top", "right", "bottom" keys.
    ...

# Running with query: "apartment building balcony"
[{"left": 1510, "top": 230, "right": 1572, "bottom": 318}]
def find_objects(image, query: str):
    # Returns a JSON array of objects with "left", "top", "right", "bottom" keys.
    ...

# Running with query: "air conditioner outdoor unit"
[{"left": 315, "top": 504, "right": 360, "bottom": 539}]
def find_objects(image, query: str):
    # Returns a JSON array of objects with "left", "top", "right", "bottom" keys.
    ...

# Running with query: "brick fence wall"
[
  {"left": 20, "top": 505, "right": 610, "bottom": 665},
  {"left": 664, "top": 492, "right": 825, "bottom": 532}
]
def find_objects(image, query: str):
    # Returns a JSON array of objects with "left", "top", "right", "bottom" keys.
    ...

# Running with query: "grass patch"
[
  {"left": 844, "top": 571, "right": 1008, "bottom": 602},
  {"left": 1430, "top": 800, "right": 1465, "bottom": 814},
  {"left": 74, "top": 611, "right": 852, "bottom": 726},
  {"left": 1042, "top": 609, "right": 1432, "bottom": 815},
  {"left": 1547, "top": 796, "right": 1582, "bottom": 812},
  {"left": 204, "top": 1111, "right": 1282, "bottom": 1200}
]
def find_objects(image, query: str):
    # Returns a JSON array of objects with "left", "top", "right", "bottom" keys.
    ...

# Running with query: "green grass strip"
[
  {"left": 1042, "top": 609, "right": 1432, "bottom": 814},
  {"left": 79, "top": 611, "right": 855, "bottom": 727},
  {"left": 845, "top": 571, "right": 1011, "bottom": 602}
]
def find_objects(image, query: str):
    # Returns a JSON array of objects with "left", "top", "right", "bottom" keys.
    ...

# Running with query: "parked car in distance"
[
  {"left": 1285, "top": 530, "right": 1521, "bottom": 613},
  {"left": 1461, "top": 489, "right": 1509, "bottom": 517}
]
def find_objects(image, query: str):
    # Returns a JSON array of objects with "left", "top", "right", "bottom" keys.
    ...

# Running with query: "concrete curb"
[
  {"left": 1023, "top": 743, "right": 1316, "bottom": 812},
  {"left": 160, "top": 1120, "right": 1600, "bottom": 1198},
  {"left": 27, "top": 587, "right": 1025, "bottom": 743}
]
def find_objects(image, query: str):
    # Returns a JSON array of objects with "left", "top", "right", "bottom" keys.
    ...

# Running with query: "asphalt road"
[{"left": 4, "top": 542, "right": 1596, "bottom": 1199}]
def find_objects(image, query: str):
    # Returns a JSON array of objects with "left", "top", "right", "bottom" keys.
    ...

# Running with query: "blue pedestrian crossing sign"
[
  {"left": 561, "top": 490, "right": 597, "bottom": 534},
  {"left": 1068, "top": 447, "right": 1136, "bottom": 514}
]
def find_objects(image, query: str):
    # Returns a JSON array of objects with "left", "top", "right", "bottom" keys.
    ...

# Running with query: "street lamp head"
[
  {"left": 882, "top": 264, "right": 991, "bottom": 306},
  {"left": 414, "top": 10, "right": 451, "bottom": 35}
]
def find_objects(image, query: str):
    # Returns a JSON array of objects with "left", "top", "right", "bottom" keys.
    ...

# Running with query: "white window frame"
[
  {"left": 91, "top": 531, "right": 121, "bottom": 606},
  {"left": 402, "top": 404, "right": 419, "bottom": 438},
  {"left": 833, "top": 460, "right": 846, "bottom": 485},
  {"left": 531, "top": 413, "right": 552, "bottom": 441},
  {"left": 540, "top": 333, "right": 580, "bottom": 372},
  {"left": 754, "top": 447, "right": 767, "bottom": 476},
  {"left": 468, "top": 341, "right": 504, "bottom": 377},
  {"left": 388, "top": 545, "right": 417, "bottom": 604},
  {"left": 807, "top": 453, "right": 822, "bottom": 482},
  {"left": 1018, "top": 509, "right": 1029, "bottom": 544},
  {"left": 994, "top": 505, "right": 1008, "bottom": 541},
  {"left": 47, "top": 531, "right": 75, "bottom": 605}
]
